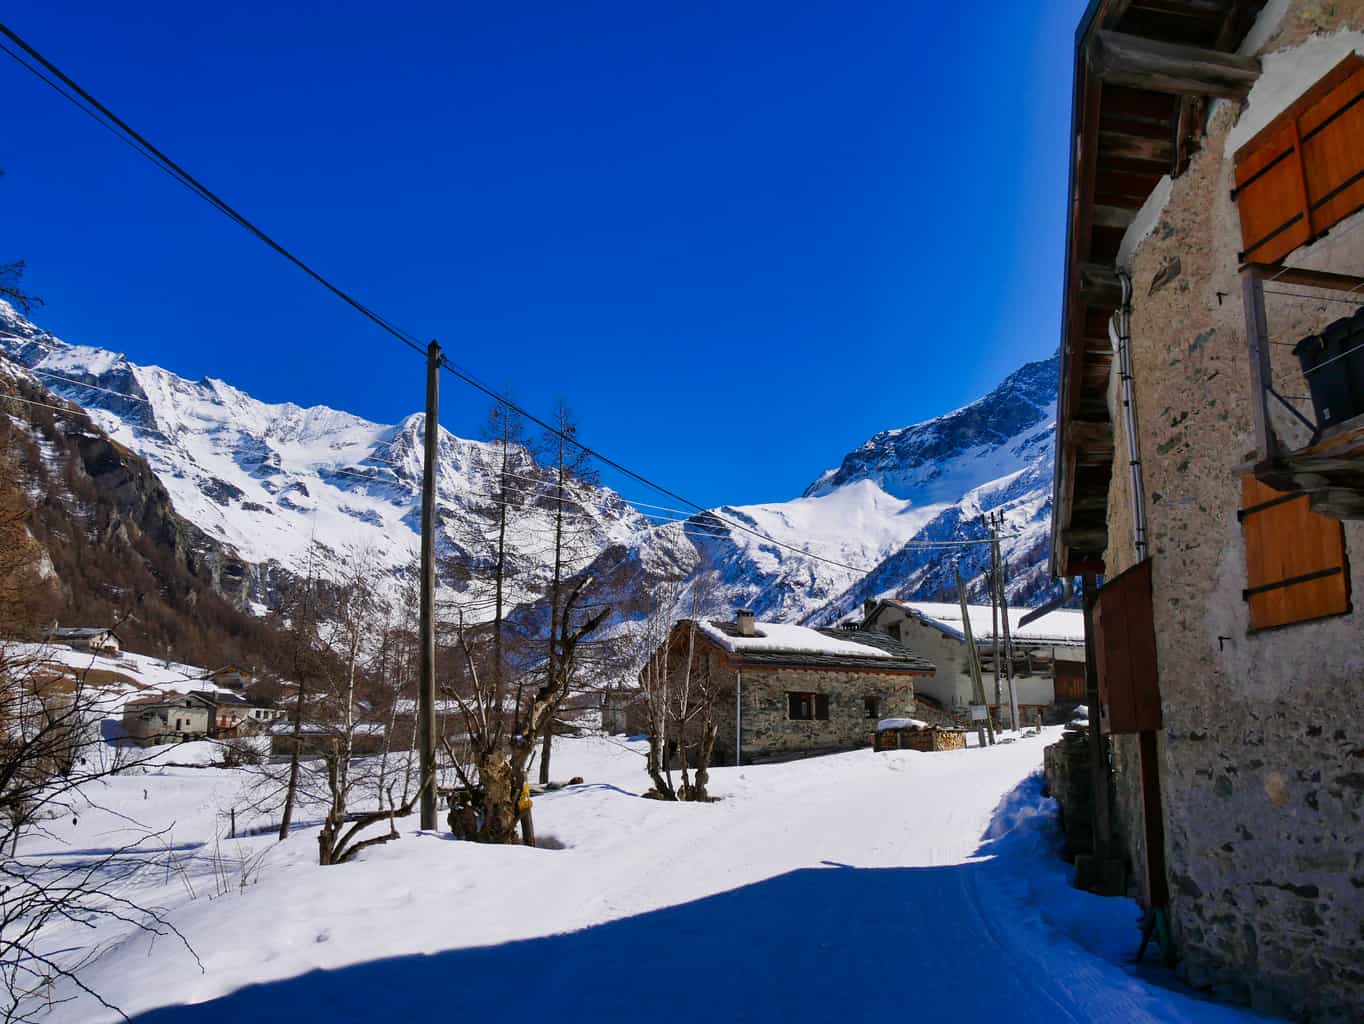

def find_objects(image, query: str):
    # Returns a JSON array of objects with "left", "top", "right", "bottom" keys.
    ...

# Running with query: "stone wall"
[
  {"left": 1103, "top": 9, "right": 1364, "bottom": 1018},
  {"left": 708, "top": 662, "right": 916, "bottom": 764}
]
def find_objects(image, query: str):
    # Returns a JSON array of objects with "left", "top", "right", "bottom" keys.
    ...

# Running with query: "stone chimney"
[
  {"left": 862, "top": 598, "right": 877, "bottom": 621},
  {"left": 735, "top": 608, "right": 757, "bottom": 637}
]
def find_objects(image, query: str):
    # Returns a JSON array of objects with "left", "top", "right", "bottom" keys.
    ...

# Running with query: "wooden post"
[
  {"left": 956, "top": 567, "right": 994, "bottom": 747},
  {"left": 996, "top": 539, "right": 1021, "bottom": 732},
  {"left": 419, "top": 340, "right": 441, "bottom": 831},
  {"left": 1240, "top": 265, "right": 1278, "bottom": 465},
  {"left": 1081, "top": 572, "right": 1111, "bottom": 861},
  {"left": 230, "top": 806, "right": 236, "bottom": 839}
]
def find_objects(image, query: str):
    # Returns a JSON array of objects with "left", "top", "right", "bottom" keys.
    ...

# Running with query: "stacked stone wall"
[{"left": 1103, "top": 9, "right": 1364, "bottom": 1017}]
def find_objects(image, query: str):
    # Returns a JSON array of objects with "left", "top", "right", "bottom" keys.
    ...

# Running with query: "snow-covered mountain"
[
  {"left": 1, "top": 300, "right": 1060, "bottom": 629},
  {"left": 575, "top": 354, "right": 1061, "bottom": 628},
  {"left": 0, "top": 301, "right": 645, "bottom": 612}
]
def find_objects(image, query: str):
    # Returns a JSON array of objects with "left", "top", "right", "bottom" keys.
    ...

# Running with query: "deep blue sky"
[{"left": 2, "top": 2, "right": 1085, "bottom": 508}]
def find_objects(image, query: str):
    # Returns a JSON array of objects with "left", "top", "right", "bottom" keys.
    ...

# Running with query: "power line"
[
  {"left": 0, "top": 22, "right": 428, "bottom": 359},
  {"left": 0, "top": 23, "right": 1028, "bottom": 579},
  {"left": 30, "top": 367, "right": 150, "bottom": 403},
  {"left": 0, "top": 392, "right": 89, "bottom": 416}
]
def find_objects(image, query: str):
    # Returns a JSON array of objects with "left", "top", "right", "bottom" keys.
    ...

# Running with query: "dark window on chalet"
[
  {"left": 863, "top": 695, "right": 880, "bottom": 719},
  {"left": 787, "top": 692, "right": 829, "bottom": 721},
  {"left": 887, "top": 622, "right": 903, "bottom": 642}
]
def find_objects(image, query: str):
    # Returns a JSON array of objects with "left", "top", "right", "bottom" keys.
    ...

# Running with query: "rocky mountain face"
[
  {"left": 1, "top": 300, "right": 1062, "bottom": 652},
  {"left": 574, "top": 353, "right": 1063, "bottom": 631},
  {"left": 0, "top": 359, "right": 294, "bottom": 670},
  {"left": 0, "top": 301, "right": 647, "bottom": 615}
]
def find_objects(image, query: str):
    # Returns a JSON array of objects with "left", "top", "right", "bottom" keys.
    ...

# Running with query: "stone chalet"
[
  {"left": 45, "top": 626, "right": 121, "bottom": 655},
  {"left": 644, "top": 609, "right": 934, "bottom": 765},
  {"left": 861, "top": 600, "right": 1086, "bottom": 716}
]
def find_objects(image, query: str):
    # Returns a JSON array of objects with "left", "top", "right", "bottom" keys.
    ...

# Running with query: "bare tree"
[
  {"left": 314, "top": 550, "right": 423, "bottom": 865},
  {"left": 444, "top": 572, "right": 610, "bottom": 844},
  {"left": 0, "top": 444, "right": 190, "bottom": 1022},
  {"left": 536, "top": 403, "right": 598, "bottom": 784},
  {"left": 639, "top": 576, "right": 724, "bottom": 801}
]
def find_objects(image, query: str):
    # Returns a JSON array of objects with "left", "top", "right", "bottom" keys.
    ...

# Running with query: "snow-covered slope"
[
  {"left": 2, "top": 300, "right": 1060, "bottom": 628},
  {"left": 583, "top": 353, "right": 1062, "bottom": 628},
  {"left": 0, "top": 302, "right": 646, "bottom": 610}
]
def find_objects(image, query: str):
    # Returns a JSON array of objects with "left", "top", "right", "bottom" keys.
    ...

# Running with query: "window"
[
  {"left": 887, "top": 622, "right": 903, "bottom": 642},
  {"left": 864, "top": 695, "right": 880, "bottom": 719},
  {"left": 1239, "top": 475, "right": 1349, "bottom": 630},
  {"left": 787, "top": 691, "right": 829, "bottom": 721}
]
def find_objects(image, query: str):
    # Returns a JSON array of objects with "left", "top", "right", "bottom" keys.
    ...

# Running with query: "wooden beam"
[
  {"left": 1062, "top": 526, "right": 1109, "bottom": 551},
  {"left": 1093, "top": 204, "right": 1138, "bottom": 230},
  {"left": 1078, "top": 261, "right": 1123, "bottom": 308},
  {"left": 1098, "top": 129, "right": 1174, "bottom": 164},
  {"left": 1248, "top": 264, "right": 1364, "bottom": 294},
  {"left": 1090, "top": 29, "right": 1261, "bottom": 99},
  {"left": 1240, "top": 265, "right": 1278, "bottom": 464},
  {"left": 1172, "top": 94, "right": 1205, "bottom": 177},
  {"left": 1067, "top": 419, "right": 1115, "bottom": 449}
]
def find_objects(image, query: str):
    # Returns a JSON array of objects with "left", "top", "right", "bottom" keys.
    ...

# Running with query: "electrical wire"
[{"left": 0, "top": 22, "right": 1035, "bottom": 578}]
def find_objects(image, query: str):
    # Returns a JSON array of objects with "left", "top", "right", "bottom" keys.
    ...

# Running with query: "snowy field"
[{"left": 16, "top": 732, "right": 1275, "bottom": 1023}]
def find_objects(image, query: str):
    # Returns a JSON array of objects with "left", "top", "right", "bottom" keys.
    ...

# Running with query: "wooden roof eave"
[{"left": 1053, "top": 0, "right": 1267, "bottom": 579}]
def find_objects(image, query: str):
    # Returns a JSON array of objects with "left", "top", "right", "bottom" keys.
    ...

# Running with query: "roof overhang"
[{"left": 1052, "top": 0, "right": 1266, "bottom": 578}]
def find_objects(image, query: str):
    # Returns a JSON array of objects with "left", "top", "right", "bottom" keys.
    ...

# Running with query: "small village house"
[
  {"left": 1049, "top": 2, "right": 1364, "bottom": 1017},
  {"left": 644, "top": 609, "right": 934, "bottom": 765},
  {"left": 208, "top": 665, "right": 251, "bottom": 690},
  {"left": 860, "top": 600, "right": 1086, "bottom": 718},
  {"left": 45, "top": 626, "right": 121, "bottom": 656},
  {"left": 122, "top": 693, "right": 213, "bottom": 745}
]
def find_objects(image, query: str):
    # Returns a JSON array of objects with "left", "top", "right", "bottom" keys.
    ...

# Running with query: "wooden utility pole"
[
  {"left": 419, "top": 340, "right": 441, "bottom": 831},
  {"left": 994, "top": 535, "right": 1021, "bottom": 731},
  {"left": 956, "top": 567, "right": 994, "bottom": 747},
  {"left": 992, "top": 561, "right": 1003, "bottom": 714}
]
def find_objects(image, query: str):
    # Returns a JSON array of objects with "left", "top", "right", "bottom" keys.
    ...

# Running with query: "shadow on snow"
[{"left": 129, "top": 774, "right": 1268, "bottom": 1024}]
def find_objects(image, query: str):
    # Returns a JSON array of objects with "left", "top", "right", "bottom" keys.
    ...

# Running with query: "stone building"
[
  {"left": 643, "top": 610, "right": 934, "bottom": 765},
  {"left": 46, "top": 626, "right": 121, "bottom": 655},
  {"left": 1051, "top": 2, "right": 1364, "bottom": 1018},
  {"left": 860, "top": 599, "right": 1086, "bottom": 716},
  {"left": 122, "top": 692, "right": 213, "bottom": 745}
]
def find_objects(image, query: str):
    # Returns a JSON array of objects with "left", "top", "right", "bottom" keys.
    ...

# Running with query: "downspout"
[
  {"left": 735, "top": 668, "right": 742, "bottom": 767},
  {"left": 1111, "top": 271, "right": 1149, "bottom": 562}
]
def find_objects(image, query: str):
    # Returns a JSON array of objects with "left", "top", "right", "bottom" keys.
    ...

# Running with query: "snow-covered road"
[{"left": 25, "top": 732, "right": 1272, "bottom": 1023}]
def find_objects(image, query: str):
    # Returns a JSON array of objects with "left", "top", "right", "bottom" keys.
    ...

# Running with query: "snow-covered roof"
[
  {"left": 47, "top": 626, "right": 117, "bottom": 640},
  {"left": 686, "top": 619, "right": 935, "bottom": 674},
  {"left": 697, "top": 620, "right": 893, "bottom": 659},
  {"left": 881, "top": 601, "right": 1084, "bottom": 646}
]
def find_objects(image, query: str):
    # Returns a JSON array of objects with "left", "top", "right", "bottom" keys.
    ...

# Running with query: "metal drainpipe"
[
  {"left": 1111, "top": 271, "right": 1149, "bottom": 562},
  {"left": 735, "top": 669, "right": 742, "bottom": 767}
]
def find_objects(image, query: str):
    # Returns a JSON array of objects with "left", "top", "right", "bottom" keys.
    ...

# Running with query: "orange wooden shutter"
[
  {"left": 1239, "top": 475, "right": 1350, "bottom": 630},
  {"left": 1233, "top": 54, "right": 1364, "bottom": 266}
]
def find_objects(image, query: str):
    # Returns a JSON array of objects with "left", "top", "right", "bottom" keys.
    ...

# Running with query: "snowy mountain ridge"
[{"left": 1, "top": 300, "right": 1059, "bottom": 626}]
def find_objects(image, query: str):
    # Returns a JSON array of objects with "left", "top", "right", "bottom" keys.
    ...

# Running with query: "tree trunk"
[
  {"left": 475, "top": 750, "right": 521, "bottom": 843},
  {"left": 691, "top": 718, "right": 718, "bottom": 802},
  {"left": 538, "top": 727, "right": 552, "bottom": 785},
  {"left": 278, "top": 674, "right": 306, "bottom": 840}
]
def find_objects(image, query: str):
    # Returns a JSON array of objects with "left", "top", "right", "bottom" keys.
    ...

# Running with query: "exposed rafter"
[{"left": 1090, "top": 29, "right": 1261, "bottom": 98}]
